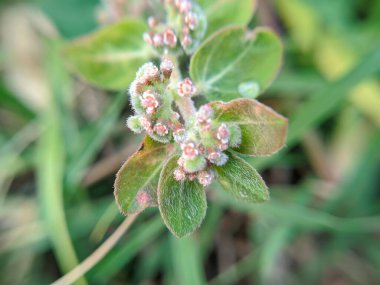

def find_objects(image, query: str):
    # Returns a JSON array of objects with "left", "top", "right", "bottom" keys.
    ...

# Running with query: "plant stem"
[
  {"left": 51, "top": 213, "right": 138, "bottom": 285},
  {"left": 163, "top": 53, "right": 196, "bottom": 120},
  {"left": 176, "top": 96, "right": 196, "bottom": 120}
]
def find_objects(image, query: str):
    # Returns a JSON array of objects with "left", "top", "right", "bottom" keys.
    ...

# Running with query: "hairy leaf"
[
  {"left": 209, "top": 98, "right": 288, "bottom": 156},
  {"left": 64, "top": 19, "right": 151, "bottom": 90},
  {"left": 158, "top": 155, "right": 207, "bottom": 238},
  {"left": 215, "top": 153, "right": 269, "bottom": 203},
  {"left": 190, "top": 26, "right": 282, "bottom": 101},
  {"left": 114, "top": 137, "right": 170, "bottom": 215},
  {"left": 199, "top": 0, "right": 255, "bottom": 37}
]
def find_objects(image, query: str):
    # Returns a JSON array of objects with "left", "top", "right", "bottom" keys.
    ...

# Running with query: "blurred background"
[{"left": 1, "top": 0, "right": 380, "bottom": 284}]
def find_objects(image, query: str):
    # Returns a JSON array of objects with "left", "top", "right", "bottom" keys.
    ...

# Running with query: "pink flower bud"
[
  {"left": 217, "top": 123, "right": 230, "bottom": 144},
  {"left": 181, "top": 141, "right": 198, "bottom": 160},
  {"left": 207, "top": 151, "right": 221, "bottom": 163},
  {"left": 160, "top": 59, "right": 174, "bottom": 78},
  {"left": 141, "top": 90, "right": 159, "bottom": 114},
  {"left": 197, "top": 170, "right": 214, "bottom": 187},
  {"left": 139, "top": 117, "right": 152, "bottom": 133},
  {"left": 174, "top": 167, "right": 186, "bottom": 181},
  {"left": 177, "top": 78, "right": 197, "bottom": 97},
  {"left": 144, "top": 64, "right": 160, "bottom": 81},
  {"left": 147, "top": 17, "right": 157, "bottom": 28},
  {"left": 195, "top": 105, "right": 213, "bottom": 129},
  {"left": 154, "top": 122, "right": 169, "bottom": 136},
  {"left": 174, "top": 128, "right": 186, "bottom": 143},
  {"left": 177, "top": 156, "right": 185, "bottom": 167},
  {"left": 163, "top": 29, "right": 177, "bottom": 48},
  {"left": 152, "top": 33, "right": 163, "bottom": 47},
  {"left": 181, "top": 34, "right": 192, "bottom": 48},
  {"left": 185, "top": 12, "right": 198, "bottom": 30},
  {"left": 218, "top": 143, "right": 229, "bottom": 151},
  {"left": 178, "top": 0, "right": 192, "bottom": 14}
]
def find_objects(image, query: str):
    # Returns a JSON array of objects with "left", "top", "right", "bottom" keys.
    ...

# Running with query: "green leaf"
[
  {"left": 114, "top": 137, "right": 170, "bottom": 215},
  {"left": 209, "top": 98, "right": 288, "bottom": 156},
  {"left": 199, "top": 0, "right": 255, "bottom": 37},
  {"left": 158, "top": 155, "right": 207, "bottom": 238},
  {"left": 64, "top": 19, "right": 151, "bottom": 90},
  {"left": 215, "top": 153, "right": 269, "bottom": 203},
  {"left": 190, "top": 26, "right": 283, "bottom": 101}
]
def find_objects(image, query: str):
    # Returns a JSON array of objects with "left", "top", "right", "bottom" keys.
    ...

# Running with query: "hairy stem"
[
  {"left": 176, "top": 96, "right": 196, "bottom": 120},
  {"left": 163, "top": 53, "right": 196, "bottom": 120},
  {"left": 51, "top": 213, "right": 138, "bottom": 285}
]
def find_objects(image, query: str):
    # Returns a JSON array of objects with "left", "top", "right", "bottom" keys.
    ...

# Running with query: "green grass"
[{"left": 1, "top": 0, "right": 380, "bottom": 284}]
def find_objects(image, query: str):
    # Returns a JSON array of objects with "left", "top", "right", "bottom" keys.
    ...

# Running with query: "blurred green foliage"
[{"left": 1, "top": 0, "right": 380, "bottom": 284}]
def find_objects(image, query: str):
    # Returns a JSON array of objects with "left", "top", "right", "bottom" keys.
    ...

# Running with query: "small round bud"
[
  {"left": 185, "top": 12, "right": 198, "bottom": 30},
  {"left": 197, "top": 170, "right": 214, "bottom": 187},
  {"left": 207, "top": 151, "right": 220, "bottom": 163},
  {"left": 178, "top": 78, "right": 197, "bottom": 97},
  {"left": 141, "top": 90, "right": 159, "bottom": 114},
  {"left": 174, "top": 167, "right": 186, "bottom": 181},
  {"left": 129, "top": 81, "right": 143, "bottom": 96},
  {"left": 178, "top": 0, "right": 192, "bottom": 14},
  {"left": 147, "top": 17, "right": 157, "bottom": 28},
  {"left": 152, "top": 33, "right": 163, "bottom": 47},
  {"left": 154, "top": 122, "right": 169, "bottom": 136},
  {"left": 144, "top": 64, "right": 160, "bottom": 82},
  {"left": 218, "top": 142, "right": 229, "bottom": 151},
  {"left": 174, "top": 128, "right": 186, "bottom": 143},
  {"left": 160, "top": 59, "right": 174, "bottom": 78},
  {"left": 181, "top": 141, "right": 198, "bottom": 160},
  {"left": 195, "top": 105, "right": 213, "bottom": 129},
  {"left": 181, "top": 34, "right": 192, "bottom": 47},
  {"left": 163, "top": 29, "right": 177, "bottom": 48},
  {"left": 208, "top": 151, "right": 228, "bottom": 166},
  {"left": 217, "top": 123, "right": 230, "bottom": 144},
  {"left": 177, "top": 156, "right": 185, "bottom": 167},
  {"left": 139, "top": 116, "right": 152, "bottom": 133}
]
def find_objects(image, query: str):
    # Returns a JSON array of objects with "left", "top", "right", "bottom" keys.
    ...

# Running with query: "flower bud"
[
  {"left": 174, "top": 167, "right": 186, "bottom": 181},
  {"left": 147, "top": 16, "right": 157, "bottom": 28},
  {"left": 160, "top": 59, "right": 174, "bottom": 79},
  {"left": 208, "top": 151, "right": 228, "bottom": 166},
  {"left": 163, "top": 29, "right": 177, "bottom": 48},
  {"left": 141, "top": 90, "right": 159, "bottom": 114},
  {"left": 177, "top": 78, "right": 197, "bottom": 97},
  {"left": 154, "top": 122, "right": 169, "bottom": 136},
  {"left": 181, "top": 34, "right": 192, "bottom": 48},
  {"left": 152, "top": 33, "right": 163, "bottom": 47},
  {"left": 139, "top": 116, "right": 152, "bottom": 133},
  {"left": 181, "top": 141, "right": 198, "bottom": 159},
  {"left": 217, "top": 123, "right": 230, "bottom": 144},
  {"left": 174, "top": 127, "right": 186, "bottom": 143},
  {"left": 185, "top": 12, "right": 198, "bottom": 30},
  {"left": 197, "top": 170, "right": 214, "bottom": 186}
]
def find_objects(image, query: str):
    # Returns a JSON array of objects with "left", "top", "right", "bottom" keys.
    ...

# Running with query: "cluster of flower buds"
[
  {"left": 177, "top": 78, "right": 197, "bottom": 97},
  {"left": 144, "top": 0, "right": 207, "bottom": 54},
  {"left": 173, "top": 105, "right": 242, "bottom": 186},
  {"left": 127, "top": 59, "right": 183, "bottom": 143}
]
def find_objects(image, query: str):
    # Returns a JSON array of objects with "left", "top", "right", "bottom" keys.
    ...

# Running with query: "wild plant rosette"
[{"left": 64, "top": 0, "right": 288, "bottom": 237}]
